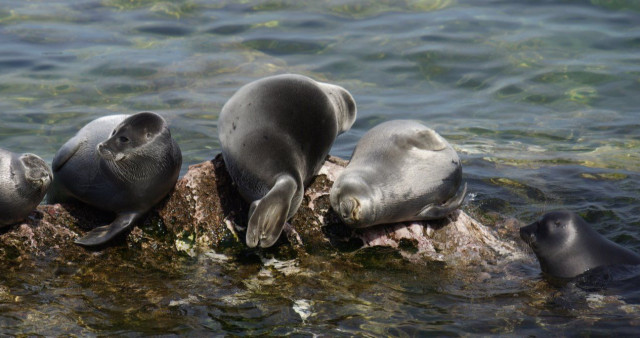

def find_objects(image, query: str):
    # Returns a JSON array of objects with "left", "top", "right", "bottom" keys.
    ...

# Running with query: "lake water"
[{"left": 1, "top": 0, "right": 640, "bottom": 335}]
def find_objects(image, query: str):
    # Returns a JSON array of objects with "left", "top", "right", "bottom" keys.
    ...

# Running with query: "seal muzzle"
[
  {"left": 519, "top": 222, "right": 537, "bottom": 247},
  {"left": 97, "top": 143, "right": 126, "bottom": 161},
  {"left": 340, "top": 198, "right": 361, "bottom": 225}
]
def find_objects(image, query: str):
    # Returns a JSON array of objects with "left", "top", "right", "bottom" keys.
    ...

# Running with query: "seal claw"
[
  {"left": 416, "top": 182, "right": 467, "bottom": 220},
  {"left": 246, "top": 176, "right": 297, "bottom": 248}
]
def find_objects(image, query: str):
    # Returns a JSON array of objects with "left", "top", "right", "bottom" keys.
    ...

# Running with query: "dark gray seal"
[
  {"left": 48, "top": 112, "right": 182, "bottom": 246},
  {"left": 0, "top": 149, "right": 51, "bottom": 227},
  {"left": 330, "top": 120, "right": 466, "bottom": 228},
  {"left": 520, "top": 210, "right": 640, "bottom": 279},
  {"left": 219, "top": 74, "right": 357, "bottom": 248}
]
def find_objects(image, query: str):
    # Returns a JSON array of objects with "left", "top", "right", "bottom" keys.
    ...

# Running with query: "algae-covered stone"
[
  {"left": 157, "top": 156, "right": 247, "bottom": 255},
  {"left": 0, "top": 154, "right": 524, "bottom": 273}
]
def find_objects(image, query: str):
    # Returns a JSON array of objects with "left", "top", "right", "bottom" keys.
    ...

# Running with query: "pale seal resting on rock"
[
  {"left": 48, "top": 112, "right": 182, "bottom": 246},
  {"left": 218, "top": 74, "right": 357, "bottom": 248},
  {"left": 520, "top": 210, "right": 640, "bottom": 279},
  {"left": 330, "top": 119, "right": 466, "bottom": 228},
  {"left": 0, "top": 148, "right": 51, "bottom": 227}
]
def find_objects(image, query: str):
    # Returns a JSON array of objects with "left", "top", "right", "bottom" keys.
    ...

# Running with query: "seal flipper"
[
  {"left": 246, "top": 176, "right": 298, "bottom": 248},
  {"left": 52, "top": 136, "right": 83, "bottom": 172},
  {"left": 415, "top": 183, "right": 467, "bottom": 220},
  {"left": 75, "top": 212, "right": 141, "bottom": 247},
  {"left": 48, "top": 137, "right": 84, "bottom": 204},
  {"left": 393, "top": 128, "right": 447, "bottom": 152}
]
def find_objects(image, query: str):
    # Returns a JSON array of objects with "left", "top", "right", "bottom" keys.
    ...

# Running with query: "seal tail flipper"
[
  {"left": 415, "top": 183, "right": 468, "bottom": 220},
  {"left": 75, "top": 212, "right": 141, "bottom": 247},
  {"left": 246, "top": 176, "right": 298, "bottom": 248}
]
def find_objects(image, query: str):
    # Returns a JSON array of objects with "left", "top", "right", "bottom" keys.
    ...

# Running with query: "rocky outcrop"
[{"left": 0, "top": 155, "right": 525, "bottom": 271}]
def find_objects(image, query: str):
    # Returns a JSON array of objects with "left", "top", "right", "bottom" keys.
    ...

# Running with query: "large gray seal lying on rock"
[
  {"left": 218, "top": 74, "right": 357, "bottom": 248},
  {"left": 330, "top": 120, "right": 466, "bottom": 228},
  {"left": 48, "top": 112, "right": 182, "bottom": 246}
]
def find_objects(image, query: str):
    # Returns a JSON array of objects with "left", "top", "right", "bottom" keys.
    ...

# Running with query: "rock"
[{"left": 0, "top": 154, "right": 525, "bottom": 271}]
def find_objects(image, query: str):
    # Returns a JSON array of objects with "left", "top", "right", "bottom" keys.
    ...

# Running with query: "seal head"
[
  {"left": 96, "top": 112, "right": 172, "bottom": 184},
  {"left": 98, "top": 112, "right": 164, "bottom": 159},
  {"left": 520, "top": 210, "right": 640, "bottom": 278},
  {"left": 20, "top": 153, "right": 53, "bottom": 196},
  {"left": 0, "top": 150, "right": 52, "bottom": 226},
  {"left": 329, "top": 174, "right": 375, "bottom": 227}
]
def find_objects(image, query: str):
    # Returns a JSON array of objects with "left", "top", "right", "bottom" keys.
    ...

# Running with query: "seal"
[
  {"left": 0, "top": 148, "right": 52, "bottom": 226},
  {"left": 520, "top": 210, "right": 640, "bottom": 279},
  {"left": 218, "top": 74, "right": 357, "bottom": 248},
  {"left": 330, "top": 120, "right": 466, "bottom": 228},
  {"left": 48, "top": 112, "right": 182, "bottom": 246}
]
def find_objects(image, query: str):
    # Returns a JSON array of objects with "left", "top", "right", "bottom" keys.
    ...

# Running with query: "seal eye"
[
  {"left": 554, "top": 220, "right": 561, "bottom": 227},
  {"left": 118, "top": 136, "right": 129, "bottom": 143}
]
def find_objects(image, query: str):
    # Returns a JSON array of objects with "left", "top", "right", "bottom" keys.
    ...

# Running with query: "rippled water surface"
[{"left": 1, "top": 0, "right": 640, "bottom": 335}]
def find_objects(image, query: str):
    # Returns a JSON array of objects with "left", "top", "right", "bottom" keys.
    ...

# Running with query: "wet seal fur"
[
  {"left": 330, "top": 120, "right": 466, "bottom": 228},
  {"left": 0, "top": 148, "right": 52, "bottom": 226},
  {"left": 520, "top": 210, "right": 640, "bottom": 279},
  {"left": 48, "top": 112, "right": 182, "bottom": 246},
  {"left": 219, "top": 74, "right": 357, "bottom": 248}
]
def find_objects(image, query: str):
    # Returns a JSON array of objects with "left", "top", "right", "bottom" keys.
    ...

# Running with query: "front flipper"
[
  {"left": 393, "top": 128, "right": 447, "bottom": 152},
  {"left": 75, "top": 212, "right": 142, "bottom": 247},
  {"left": 416, "top": 183, "right": 468, "bottom": 220},
  {"left": 52, "top": 136, "right": 83, "bottom": 172},
  {"left": 246, "top": 176, "right": 298, "bottom": 248}
]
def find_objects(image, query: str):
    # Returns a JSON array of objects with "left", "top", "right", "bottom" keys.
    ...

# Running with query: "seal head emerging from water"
[
  {"left": 219, "top": 74, "right": 357, "bottom": 248},
  {"left": 48, "top": 112, "right": 182, "bottom": 246},
  {"left": 0, "top": 148, "right": 51, "bottom": 227},
  {"left": 520, "top": 210, "right": 640, "bottom": 279},
  {"left": 330, "top": 120, "right": 466, "bottom": 228}
]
